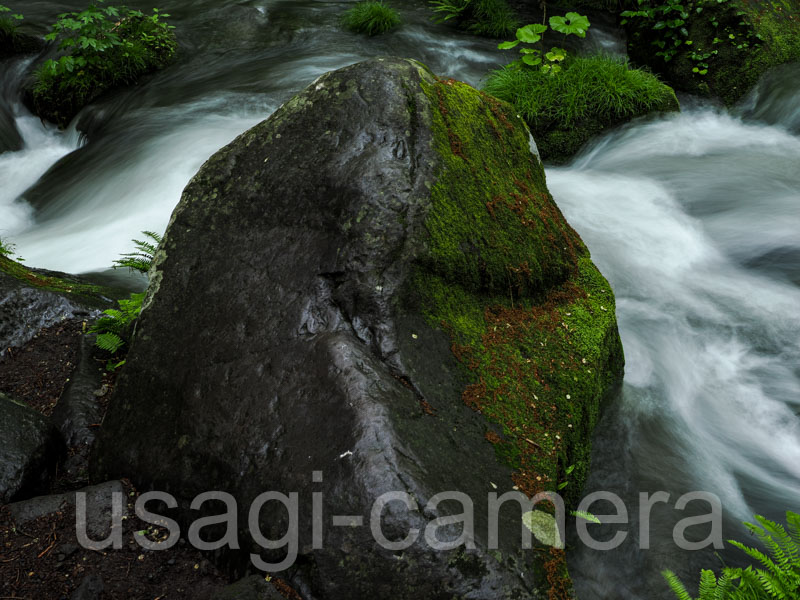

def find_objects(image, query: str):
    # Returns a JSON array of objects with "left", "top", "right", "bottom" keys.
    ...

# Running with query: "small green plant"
[
  {"left": 0, "top": 236, "right": 14, "bottom": 257},
  {"left": 498, "top": 12, "right": 590, "bottom": 75},
  {"left": 0, "top": 236, "right": 23, "bottom": 261},
  {"left": 341, "top": 1, "right": 401, "bottom": 36},
  {"left": 0, "top": 4, "right": 23, "bottom": 35},
  {"left": 33, "top": 0, "right": 176, "bottom": 126},
  {"left": 429, "top": 0, "right": 518, "bottom": 38},
  {"left": 620, "top": 0, "right": 759, "bottom": 77},
  {"left": 112, "top": 230, "right": 161, "bottom": 274},
  {"left": 90, "top": 230, "right": 161, "bottom": 359},
  {"left": 664, "top": 511, "right": 800, "bottom": 599}
]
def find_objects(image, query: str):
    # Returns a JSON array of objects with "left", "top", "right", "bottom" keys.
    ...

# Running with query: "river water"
[{"left": 1, "top": 1, "right": 798, "bottom": 597}]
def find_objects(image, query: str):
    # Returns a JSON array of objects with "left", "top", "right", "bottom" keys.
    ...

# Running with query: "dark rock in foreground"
[
  {"left": 0, "top": 392, "right": 62, "bottom": 502},
  {"left": 92, "top": 58, "right": 623, "bottom": 598}
]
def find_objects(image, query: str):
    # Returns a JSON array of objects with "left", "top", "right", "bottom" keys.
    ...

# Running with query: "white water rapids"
[{"left": 1, "top": 1, "right": 799, "bottom": 597}]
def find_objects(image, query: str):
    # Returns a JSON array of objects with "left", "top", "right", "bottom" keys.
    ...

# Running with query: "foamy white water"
[{"left": 551, "top": 105, "right": 800, "bottom": 598}]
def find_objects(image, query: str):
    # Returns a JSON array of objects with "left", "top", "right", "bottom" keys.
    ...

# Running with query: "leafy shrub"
[
  {"left": 664, "top": 511, "right": 800, "bottom": 600},
  {"left": 341, "top": 1, "right": 401, "bottom": 36},
  {"left": 32, "top": 0, "right": 176, "bottom": 127},
  {"left": 430, "top": 0, "right": 518, "bottom": 38},
  {"left": 484, "top": 54, "right": 678, "bottom": 161}
]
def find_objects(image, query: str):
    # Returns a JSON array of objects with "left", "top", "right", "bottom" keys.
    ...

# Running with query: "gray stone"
[
  {"left": 0, "top": 392, "right": 62, "bottom": 502},
  {"left": 8, "top": 480, "right": 125, "bottom": 539},
  {"left": 213, "top": 575, "right": 284, "bottom": 600},
  {"left": 70, "top": 573, "right": 103, "bottom": 600}
]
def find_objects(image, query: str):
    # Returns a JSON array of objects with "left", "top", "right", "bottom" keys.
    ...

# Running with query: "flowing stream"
[{"left": 1, "top": 1, "right": 799, "bottom": 597}]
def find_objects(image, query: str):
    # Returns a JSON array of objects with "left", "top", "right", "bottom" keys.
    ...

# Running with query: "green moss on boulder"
[
  {"left": 625, "top": 0, "right": 800, "bottom": 106},
  {"left": 0, "top": 254, "right": 123, "bottom": 307},
  {"left": 412, "top": 72, "right": 624, "bottom": 506}
]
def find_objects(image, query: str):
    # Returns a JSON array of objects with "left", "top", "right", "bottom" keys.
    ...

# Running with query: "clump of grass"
[
  {"left": 430, "top": 0, "right": 518, "bottom": 38},
  {"left": 341, "top": 1, "right": 401, "bottom": 36},
  {"left": 484, "top": 54, "right": 679, "bottom": 160}
]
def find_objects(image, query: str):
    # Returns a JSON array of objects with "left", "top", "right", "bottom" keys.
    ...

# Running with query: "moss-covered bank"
[
  {"left": 409, "top": 71, "right": 625, "bottom": 508},
  {"left": 0, "top": 254, "right": 125, "bottom": 308},
  {"left": 625, "top": 0, "right": 800, "bottom": 106}
]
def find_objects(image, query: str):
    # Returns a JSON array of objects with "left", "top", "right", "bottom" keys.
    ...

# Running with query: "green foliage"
[
  {"left": 621, "top": 0, "right": 758, "bottom": 76},
  {"left": 484, "top": 54, "right": 678, "bottom": 160},
  {"left": 571, "top": 510, "right": 601, "bottom": 524},
  {"left": 498, "top": 12, "right": 589, "bottom": 74},
  {"left": 664, "top": 511, "right": 800, "bottom": 600},
  {"left": 112, "top": 230, "right": 161, "bottom": 274},
  {"left": 429, "top": 0, "right": 519, "bottom": 38},
  {"left": 341, "top": 1, "right": 401, "bottom": 36},
  {"left": 32, "top": 0, "right": 176, "bottom": 127}
]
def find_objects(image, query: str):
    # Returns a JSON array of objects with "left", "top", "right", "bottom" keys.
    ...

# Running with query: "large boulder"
[
  {"left": 0, "top": 392, "right": 62, "bottom": 502},
  {"left": 91, "top": 57, "right": 623, "bottom": 598}
]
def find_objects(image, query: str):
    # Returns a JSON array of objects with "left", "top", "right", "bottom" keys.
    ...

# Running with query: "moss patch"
[
  {"left": 0, "top": 255, "right": 124, "bottom": 308},
  {"left": 484, "top": 55, "right": 679, "bottom": 163},
  {"left": 625, "top": 0, "right": 800, "bottom": 106},
  {"left": 410, "top": 73, "right": 624, "bottom": 510}
]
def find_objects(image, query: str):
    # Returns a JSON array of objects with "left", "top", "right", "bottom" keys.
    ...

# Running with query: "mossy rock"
[
  {"left": 413, "top": 73, "right": 625, "bottom": 504},
  {"left": 0, "top": 254, "right": 128, "bottom": 350},
  {"left": 625, "top": 0, "right": 800, "bottom": 106},
  {"left": 92, "top": 57, "right": 623, "bottom": 599}
]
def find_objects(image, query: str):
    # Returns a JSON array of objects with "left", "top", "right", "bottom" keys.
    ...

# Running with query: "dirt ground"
[{"left": 0, "top": 322, "right": 300, "bottom": 599}]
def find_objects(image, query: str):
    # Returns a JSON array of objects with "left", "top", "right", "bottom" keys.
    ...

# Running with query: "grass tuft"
[
  {"left": 341, "top": 1, "right": 401, "bottom": 36},
  {"left": 484, "top": 54, "right": 679, "bottom": 160}
]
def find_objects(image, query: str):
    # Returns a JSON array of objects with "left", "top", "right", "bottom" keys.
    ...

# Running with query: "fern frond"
[
  {"left": 112, "top": 230, "right": 162, "bottom": 274},
  {"left": 663, "top": 570, "right": 694, "bottom": 600},
  {"left": 698, "top": 569, "right": 720, "bottom": 598},
  {"left": 95, "top": 332, "right": 124, "bottom": 353}
]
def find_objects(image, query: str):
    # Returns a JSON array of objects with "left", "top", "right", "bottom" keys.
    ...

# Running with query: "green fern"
[
  {"left": 93, "top": 230, "right": 161, "bottom": 356},
  {"left": 89, "top": 292, "right": 145, "bottom": 353},
  {"left": 95, "top": 332, "right": 125, "bottom": 353},
  {"left": 664, "top": 511, "right": 800, "bottom": 600},
  {"left": 112, "top": 230, "right": 161, "bottom": 274}
]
